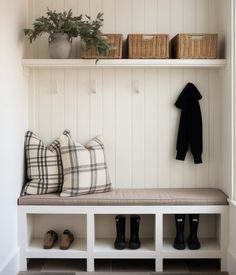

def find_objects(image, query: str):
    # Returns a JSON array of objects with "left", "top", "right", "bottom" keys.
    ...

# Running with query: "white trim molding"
[
  {"left": 228, "top": 248, "right": 236, "bottom": 275},
  {"left": 22, "top": 59, "right": 227, "bottom": 69},
  {"left": 231, "top": 0, "right": 236, "bottom": 201}
]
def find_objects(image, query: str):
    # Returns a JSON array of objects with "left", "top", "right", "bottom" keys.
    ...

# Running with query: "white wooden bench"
[{"left": 18, "top": 188, "right": 228, "bottom": 272}]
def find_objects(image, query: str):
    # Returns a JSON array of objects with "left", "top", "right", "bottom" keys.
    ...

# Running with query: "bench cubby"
[
  {"left": 94, "top": 214, "right": 155, "bottom": 257},
  {"left": 163, "top": 258, "right": 221, "bottom": 272},
  {"left": 94, "top": 258, "right": 155, "bottom": 272},
  {"left": 24, "top": 213, "right": 87, "bottom": 259},
  {"left": 163, "top": 214, "right": 221, "bottom": 258},
  {"left": 27, "top": 258, "right": 87, "bottom": 272}
]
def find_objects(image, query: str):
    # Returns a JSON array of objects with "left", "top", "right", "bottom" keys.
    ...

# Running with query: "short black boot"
[
  {"left": 173, "top": 214, "right": 185, "bottom": 250},
  {"left": 188, "top": 214, "right": 201, "bottom": 250},
  {"left": 129, "top": 215, "right": 141, "bottom": 249},
  {"left": 114, "top": 215, "right": 126, "bottom": 249}
]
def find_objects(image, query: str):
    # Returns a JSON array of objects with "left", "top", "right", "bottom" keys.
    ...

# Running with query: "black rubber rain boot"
[
  {"left": 129, "top": 215, "right": 141, "bottom": 249},
  {"left": 188, "top": 214, "right": 201, "bottom": 250},
  {"left": 114, "top": 215, "right": 126, "bottom": 249},
  {"left": 173, "top": 214, "right": 186, "bottom": 250}
]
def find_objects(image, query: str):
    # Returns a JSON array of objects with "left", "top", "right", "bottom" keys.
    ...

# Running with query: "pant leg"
[
  {"left": 176, "top": 107, "right": 190, "bottom": 161},
  {"left": 189, "top": 102, "right": 203, "bottom": 164}
]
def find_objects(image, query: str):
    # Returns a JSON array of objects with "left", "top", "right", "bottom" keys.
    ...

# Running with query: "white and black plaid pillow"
[
  {"left": 60, "top": 134, "right": 112, "bottom": 197},
  {"left": 22, "top": 130, "right": 71, "bottom": 195}
]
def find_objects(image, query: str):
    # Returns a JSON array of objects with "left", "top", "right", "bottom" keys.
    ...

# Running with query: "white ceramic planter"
[{"left": 49, "top": 33, "right": 72, "bottom": 59}]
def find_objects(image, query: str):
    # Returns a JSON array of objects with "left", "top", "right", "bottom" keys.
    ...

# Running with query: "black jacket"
[{"left": 175, "top": 82, "right": 203, "bottom": 164}]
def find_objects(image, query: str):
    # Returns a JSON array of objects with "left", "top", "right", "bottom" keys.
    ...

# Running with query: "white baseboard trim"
[
  {"left": 228, "top": 248, "right": 236, "bottom": 275},
  {"left": 0, "top": 247, "right": 19, "bottom": 275}
]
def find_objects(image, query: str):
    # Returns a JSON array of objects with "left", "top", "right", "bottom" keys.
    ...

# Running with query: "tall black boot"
[
  {"left": 114, "top": 215, "right": 126, "bottom": 249},
  {"left": 188, "top": 214, "right": 201, "bottom": 250},
  {"left": 129, "top": 215, "right": 141, "bottom": 249},
  {"left": 173, "top": 214, "right": 185, "bottom": 250}
]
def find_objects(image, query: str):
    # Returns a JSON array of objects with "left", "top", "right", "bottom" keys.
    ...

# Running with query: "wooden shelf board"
[
  {"left": 22, "top": 59, "right": 227, "bottom": 69},
  {"left": 94, "top": 238, "right": 156, "bottom": 258},
  {"left": 26, "top": 238, "right": 87, "bottom": 258},
  {"left": 162, "top": 238, "right": 221, "bottom": 258}
]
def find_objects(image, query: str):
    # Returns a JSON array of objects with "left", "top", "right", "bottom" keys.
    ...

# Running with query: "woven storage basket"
[
  {"left": 171, "top": 33, "right": 218, "bottom": 59},
  {"left": 81, "top": 34, "right": 123, "bottom": 59},
  {"left": 128, "top": 34, "right": 169, "bottom": 59}
]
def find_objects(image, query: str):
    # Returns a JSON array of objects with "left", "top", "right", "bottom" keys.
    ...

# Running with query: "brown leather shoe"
[
  {"left": 43, "top": 230, "right": 58, "bottom": 249},
  {"left": 60, "top": 229, "right": 74, "bottom": 250}
]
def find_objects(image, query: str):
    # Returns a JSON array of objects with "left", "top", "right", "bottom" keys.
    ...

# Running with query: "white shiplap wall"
[{"left": 27, "top": 0, "right": 222, "bottom": 189}]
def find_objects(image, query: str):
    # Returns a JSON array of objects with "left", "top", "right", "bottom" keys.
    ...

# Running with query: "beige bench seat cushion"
[{"left": 18, "top": 188, "right": 228, "bottom": 206}]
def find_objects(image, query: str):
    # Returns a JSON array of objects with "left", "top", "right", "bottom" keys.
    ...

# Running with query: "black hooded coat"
[{"left": 175, "top": 82, "right": 203, "bottom": 164}]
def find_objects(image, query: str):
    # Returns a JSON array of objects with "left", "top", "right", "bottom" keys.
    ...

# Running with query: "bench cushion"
[{"left": 18, "top": 188, "right": 228, "bottom": 206}]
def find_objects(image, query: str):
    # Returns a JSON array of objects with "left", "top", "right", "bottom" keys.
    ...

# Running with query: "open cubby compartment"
[
  {"left": 94, "top": 214, "right": 156, "bottom": 257},
  {"left": 162, "top": 214, "right": 221, "bottom": 258},
  {"left": 94, "top": 259, "right": 155, "bottom": 272},
  {"left": 163, "top": 258, "right": 221, "bottom": 272},
  {"left": 26, "top": 213, "right": 87, "bottom": 258},
  {"left": 27, "top": 258, "right": 87, "bottom": 272}
]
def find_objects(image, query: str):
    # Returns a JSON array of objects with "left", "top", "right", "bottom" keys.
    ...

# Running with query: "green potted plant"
[
  {"left": 79, "top": 13, "right": 110, "bottom": 57},
  {"left": 24, "top": 9, "right": 109, "bottom": 59}
]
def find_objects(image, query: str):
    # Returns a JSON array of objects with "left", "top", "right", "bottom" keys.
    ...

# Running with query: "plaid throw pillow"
[
  {"left": 22, "top": 130, "right": 71, "bottom": 195},
  {"left": 60, "top": 134, "right": 112, "bottom": 197}
]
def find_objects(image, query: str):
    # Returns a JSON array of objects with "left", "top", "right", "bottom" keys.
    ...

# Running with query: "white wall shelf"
[{"left": 22, "top": 59, "right": 227, "bottom": 69}]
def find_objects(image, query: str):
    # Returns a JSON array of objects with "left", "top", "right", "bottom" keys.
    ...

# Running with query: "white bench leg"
[
  {"left": 19, "top": 254, "right": 27, "bottom": 271},
  {"left": 220, "top": 209, "right": 229, "bottom": 272},
  {"left": 221, "top": 254, "right": 228, "bottom": 271},
  {"left": 18, "top": 209, "right": 28, "bottom": 271},
  {"left": 155, "top": 258, "right": 163, "bottom": 272},
  {"left": 87, "top": 258, "right": 95, "bottom": 272}
]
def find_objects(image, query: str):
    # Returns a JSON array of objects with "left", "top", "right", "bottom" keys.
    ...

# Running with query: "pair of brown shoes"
[{"left": 43, "top": 229, "right": 74, "bottom": 250}]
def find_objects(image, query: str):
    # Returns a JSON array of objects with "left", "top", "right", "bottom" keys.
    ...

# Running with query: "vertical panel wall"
[{"left": 26, "top": 0, "right": 224, "bottom": 190}]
